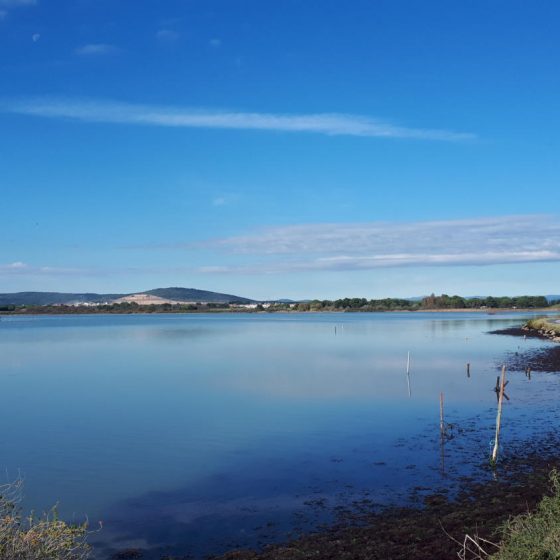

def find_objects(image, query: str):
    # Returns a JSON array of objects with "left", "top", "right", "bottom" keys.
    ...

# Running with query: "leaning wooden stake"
[{"left": 491, "top": 365, "right": 507, "bottom": 464}]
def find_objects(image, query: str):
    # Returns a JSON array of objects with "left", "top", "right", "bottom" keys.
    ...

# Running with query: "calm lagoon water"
[{"left": 1, "top": 312, "right": 559, "bottom": 558}]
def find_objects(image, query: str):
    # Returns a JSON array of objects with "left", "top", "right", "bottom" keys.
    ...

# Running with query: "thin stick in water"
[{"left": 439, "top": 392, "right": 445, "bottom": 437}]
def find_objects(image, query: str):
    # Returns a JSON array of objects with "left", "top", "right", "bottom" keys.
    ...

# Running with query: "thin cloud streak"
[
  {"left": 2, "top": 97, "right": 475, "bottom": 141},
  {"left": 0, "top": 262, "right": 86, "bottom": 276},
  {"left": 75, "top": 44, "right": 119, "bottom": 55},
  {"left": 195, "top": 215, "right": 560, "bottom": 273},
  {"left": 0, "top": 261, "right": 221, "bottom": 278},
  {"left": 0, "top": 0, "right": 35, "bottom": 18},
  {"left": 0, "top": 0, "right": 36, "bottom": 6},
  {"left": 156, "top": 29, "right": 180, "bottom": 41}
]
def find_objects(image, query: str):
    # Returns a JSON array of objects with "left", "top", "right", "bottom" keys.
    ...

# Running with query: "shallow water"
[{"left": 0, "top": 311, "right": 558, "bottom": 558}]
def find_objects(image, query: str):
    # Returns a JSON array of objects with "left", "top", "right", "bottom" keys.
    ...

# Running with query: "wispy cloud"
[
  {"left": 0, "top": 0, "right": 36, "bottom": 18},
  {"left": 193, "top": 215, "right": 560, "bottom": 273},
  {"left": 211, "top": 193, "right": 239, "bottom": 207},
  {"left": 0, "top": 261, "right": 182, "bottom": 277},
  {"left": 1, "top": 97, "right": 475, "bottom": 141},
  {"left": 75, "top": 44, "right": 119, "bottom": 56},
  {"left": 156, "top": 29, "right": 180, "bottom": 41},
  {"left": 0, "top": 262, "right": 85, "bottom": 276},
  {"left": 0, "top": 0, "right": 37, "bottom": 6}
]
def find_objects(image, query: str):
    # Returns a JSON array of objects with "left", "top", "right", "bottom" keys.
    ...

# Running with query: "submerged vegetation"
[
  {"left": 213, "top": 460, "right": 560, "bottom": 560},
  {"left": 0, "top": 480, "right": 91, "bottom": 560},
  {"left": 4, "top": 468, "right": 560, "bottom": 560}
]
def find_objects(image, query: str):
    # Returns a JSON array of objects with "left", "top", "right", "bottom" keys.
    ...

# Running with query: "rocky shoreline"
[{"left": 524, "top": 319, "right": 560, "bottom": 343}]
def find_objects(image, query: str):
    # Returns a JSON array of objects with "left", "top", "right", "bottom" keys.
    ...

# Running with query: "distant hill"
[
  {"left": 0, "top": 287, "right": 254, "bottom": 306},
  {"left": 144, "top": 287, "right": 254, "bottom": 304},
  {"left": 546, "top": 295, "right": 560, "bottom": 303}
]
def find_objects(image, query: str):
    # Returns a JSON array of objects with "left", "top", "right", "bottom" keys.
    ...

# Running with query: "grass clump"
[
  {"left": 0, "top": 479, "right": 92, "bottom": 560},
  {"left": 489, "top": 469, "right": 560, "bottom": 559},
  {"left": 526, "top": 318, "right": 560, "bottom": 336}
]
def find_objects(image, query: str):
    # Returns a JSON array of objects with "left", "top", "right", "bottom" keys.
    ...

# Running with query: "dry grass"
[
  {"left": 526, "top": 318, "right": 560, "bottom": 336},
  {"left": 0, "top": 479, "right": 93, "bottom": 560}
]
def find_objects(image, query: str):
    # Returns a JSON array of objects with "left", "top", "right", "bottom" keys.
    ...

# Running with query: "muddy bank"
[
  {"left": 502, "top": 345, "right": 560, "bottom": 373},
  {"left": 489, "top": 326, "right": 548, "bottom": 339},
  {"left": 212, "top": 445, "right": 560, "bottom": 560},
  {"left": 490, "top": 324, "right": 560, "bottom": 372}
]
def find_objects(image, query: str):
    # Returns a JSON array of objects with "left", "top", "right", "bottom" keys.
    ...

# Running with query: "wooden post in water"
[
  {"left": 491, "top": 365, "right": 507, "bottom": 464},
  {"left": 439, "top": 392, "right": 445, "bottom": 474},
  {"left": 466, "top": 362, "right": 470, "bottom": 377},
  {"left": 439, "top": 392, "right": 445, "bottom": 437}
]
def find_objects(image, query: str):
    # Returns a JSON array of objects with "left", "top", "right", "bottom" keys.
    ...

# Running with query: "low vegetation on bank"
[
  {"left": 525, "top": 318, "right": 560, "bottom": 337},
  {"left": 488, "top": 470, "right": 560, "bottom": 560}
]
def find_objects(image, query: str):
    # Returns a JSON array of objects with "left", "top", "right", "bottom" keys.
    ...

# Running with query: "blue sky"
[{"left": 1, "top": 0, "right": 559, "bottom": 299}]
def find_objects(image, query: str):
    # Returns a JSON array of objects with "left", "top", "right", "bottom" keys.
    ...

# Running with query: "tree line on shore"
[{"left": 276, "top": 294, "right": 554, "bottom": 312}]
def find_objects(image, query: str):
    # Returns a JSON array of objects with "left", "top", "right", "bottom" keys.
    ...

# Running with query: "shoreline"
[{"left": 1, "top": 307, "right": 557, "bottom": 317}]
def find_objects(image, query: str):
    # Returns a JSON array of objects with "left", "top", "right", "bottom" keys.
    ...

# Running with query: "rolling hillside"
[{"left": 0, "top": 287, "right": 255, "bottom": 306}]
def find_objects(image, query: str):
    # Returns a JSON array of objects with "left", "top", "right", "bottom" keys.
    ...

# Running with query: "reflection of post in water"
[{"left": 406, "top": 351, "right": 411, "bottom": 397}]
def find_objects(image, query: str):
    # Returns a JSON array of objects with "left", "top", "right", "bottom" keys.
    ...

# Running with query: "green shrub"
[{"left": 490, "top": 470, "right": 560, "bottom": 559}]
